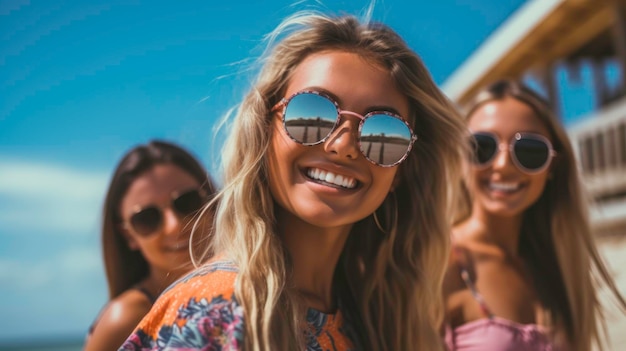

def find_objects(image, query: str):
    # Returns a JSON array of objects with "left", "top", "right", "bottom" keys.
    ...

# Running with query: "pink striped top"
[{"left": 445, "top": 247, "right": 568, "bottom": 351}]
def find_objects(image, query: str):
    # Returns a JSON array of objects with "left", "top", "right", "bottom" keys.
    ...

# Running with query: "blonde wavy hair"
[
  {"left": 457, "top": 80, "right": 626, "bottom": 351},
  {"left": 195, "top": 12, "right": 466, "bottom": 351}
]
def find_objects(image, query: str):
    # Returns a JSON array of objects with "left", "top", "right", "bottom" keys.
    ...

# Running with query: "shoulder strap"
[
  {"left": 452, "top": 246, "right": 493, "bottom": 318},
  {"left": 134, "top": 286, "right": 157, "bottom": 304}
]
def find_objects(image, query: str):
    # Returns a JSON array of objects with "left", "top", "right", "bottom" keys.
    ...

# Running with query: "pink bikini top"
[{"left": 444, "top": 248, "right": 568, "bottom": 351}]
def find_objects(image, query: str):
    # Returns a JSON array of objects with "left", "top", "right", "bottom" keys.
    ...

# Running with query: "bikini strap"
[
  {"left": 134, "top": 285, "right": 157, "bottom": 304},
  {"left": 452, "top": 246, "right": 493, "bottom": 319}
]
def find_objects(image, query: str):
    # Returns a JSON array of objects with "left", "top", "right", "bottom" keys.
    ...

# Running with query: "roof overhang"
[{"left": 442, "top": 0, "right": 616, "bottom": 105}]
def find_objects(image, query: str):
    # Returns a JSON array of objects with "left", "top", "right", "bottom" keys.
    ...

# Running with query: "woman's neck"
[
  {"left": 277, "top": 210, "right": 351, "bottom": 313},
  {"left": 466, "top": 205, "right": 524, "bottom": 256}
]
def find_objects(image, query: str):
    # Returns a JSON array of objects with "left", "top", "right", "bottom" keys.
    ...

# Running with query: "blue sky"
[{"left": 0, "top": 0, "right": 532, "bottom": 343}]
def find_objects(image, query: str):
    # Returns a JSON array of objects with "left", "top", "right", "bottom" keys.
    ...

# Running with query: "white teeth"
[
  {"left": 167, "top": 242, "right": 188, "bottom": 251},
  {"left": 335, "top": 175, "right": 344, "bottom": 186},
  {"left": 325, "top": 172, "right": 335, "bottom": 183},
  {"left": 307, "top": 168, "right": 357, "bottom": 189},
  {"left": 489, "top": 182, "right": 520, "bottom": 192}
]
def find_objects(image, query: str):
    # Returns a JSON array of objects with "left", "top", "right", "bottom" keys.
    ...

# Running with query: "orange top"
[{"left": 118, "top": 260, "right": 354, "bottom": 350}]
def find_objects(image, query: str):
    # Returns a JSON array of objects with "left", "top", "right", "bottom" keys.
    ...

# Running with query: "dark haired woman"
[{"left": 84, "top": 140, "right": 217, "bottom": 351}]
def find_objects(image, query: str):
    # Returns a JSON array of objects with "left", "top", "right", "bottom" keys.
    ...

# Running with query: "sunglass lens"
[
  {"left": 360, "top": 114, "right": 413, "bottom": 166},
  {"left": 130, "top": 207, "right": 161, "bottom": 236},
  {"left": 283, "top": 93, "right": 337, "bottom": 144},
  {"left": 472, "top": 134, "right": 498, "bottom": 165},
  {"left": 173, "top": 190, "right": 204, "bottom": 216},
  {"left": 514, "top": 137, "right": 550, "bottom": 170}
]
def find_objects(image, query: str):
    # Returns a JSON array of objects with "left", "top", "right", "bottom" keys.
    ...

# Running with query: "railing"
[{"left": 568, "top": 96, "right": 626, "bottom": 236}]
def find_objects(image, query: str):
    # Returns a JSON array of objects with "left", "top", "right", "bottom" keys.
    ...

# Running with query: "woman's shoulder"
[
  {"left": 444, "top": 227, "right": 478, "bottom": 328},
  {"left": 119, "top": 259, "right": 244, "bottom": 351},
  {"left": 449, "top": 220, "right": 484, "bottom": 272},
  {"left": 162, "top": 258, "right": 239, "bottom": 295},
  {"left": 84, "top": 290, "right": 153, "bottom": 351},
  {"left": 148, "top": 258, "right": 240, "bottom": 322},
  {"left": 111, "top": 288, "right": 155, "bottom": 317},
  {"left": 443, "top": 245, "right": 469, "bottom": 313},
  {"left": 445, "top": 225, "right": 474, "bottom": 285}
]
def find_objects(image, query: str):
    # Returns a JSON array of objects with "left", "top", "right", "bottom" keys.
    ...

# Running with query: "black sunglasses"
[
  {"left": 272, "top": 90, "right": 418, "bottom": 167},
  {"left": 471, "top": 132, "right": 557, "bottom": 174},
  {"left": 124, "top": 189, "right": 206, "bottom": 237}
]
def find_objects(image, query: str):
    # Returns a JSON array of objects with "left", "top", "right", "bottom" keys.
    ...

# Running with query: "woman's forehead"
[{"left": 284, "top": 50, "right": 410, "bottom": 118}]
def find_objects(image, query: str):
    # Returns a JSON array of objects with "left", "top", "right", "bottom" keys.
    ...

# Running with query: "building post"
[
  {"left": 610, "top": 0, "right": 626, "bottom": 99},
  {"left": 592, "top": 59, "right": 608, "bottom": 108}
]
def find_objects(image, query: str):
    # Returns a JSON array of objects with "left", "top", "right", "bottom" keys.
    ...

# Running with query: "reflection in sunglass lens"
[
  {"left": 130, "top": 207, "right": 161, "bottom": 236},
  {"left": 172, "top": 190, "right": 204, "bottom": 216},
  {"left": 472, "top": 134, "right": 498, "bottom": 165},
  {"left": 514, "top": 137, "right": 549, "bottom": 170},
  {"left": 281, "top": 92, "right": 416, "bottom": 167},
  {"left": 360, "top": 114, "right": 413, "bottom": 166},
  {"left": 283, "top": 93, "right": 337, "bottom": 144}
]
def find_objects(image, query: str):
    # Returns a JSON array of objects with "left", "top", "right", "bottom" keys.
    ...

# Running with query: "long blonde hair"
[
  {"left": 459, "top": 80, "right": 626, "bottom": 351},
  {"left": 198, "top": 13, "right": 466, "bottom": 351}
]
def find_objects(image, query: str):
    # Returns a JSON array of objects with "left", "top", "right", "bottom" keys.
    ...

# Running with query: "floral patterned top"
[{"left": 118, "top": 260, "right": 354, "bottom": 351}]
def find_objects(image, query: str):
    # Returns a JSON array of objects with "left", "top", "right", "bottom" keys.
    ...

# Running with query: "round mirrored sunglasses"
[
  {"left": 470, "top": 132, "right": 557, "bottom": 174},
  {"left": 272, "top": 90, "right": 417, "bottom": 167}
]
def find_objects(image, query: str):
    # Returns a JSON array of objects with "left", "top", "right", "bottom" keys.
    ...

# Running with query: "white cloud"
[
  {"left": 0, "top": 245, "right": 108, "bottom": 339},
  {"left": 0, "top": 158, "right": 109, "bottom": 235},
  {"left": 59, "top": 245, "right": 103, "bottom": 276},
  {"left": 0, "top": 245, "right": 103, "bottom": 291},
  {"left": 0, "top": 258, "right": 54, "bottom": 290}
]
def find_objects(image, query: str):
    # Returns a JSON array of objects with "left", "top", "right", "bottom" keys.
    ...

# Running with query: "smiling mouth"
[
  {"left": 485, "top": 181, "right": 524, "bottom": 194},
  {"left": 306, "top": 167, "right": 358, "bottom": 189},
  {"left": 164, "top": 242, "right": 189, "bottom": 252}
]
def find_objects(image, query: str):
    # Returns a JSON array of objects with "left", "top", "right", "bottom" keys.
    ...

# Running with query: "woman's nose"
[
  {"left": 161, "top": 207, "right": 182, "bottom": 236},
  {"left": 323, "top": 116, "right": 360, "bottom": 160},
  {"left": 491, "top": 143, "right": 515, "bottom": 170}
]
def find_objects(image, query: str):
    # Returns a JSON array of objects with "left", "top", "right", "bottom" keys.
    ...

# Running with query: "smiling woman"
[
  {"left": 118, "top": 11, "right": 467, "bottom": 351},
  {"left": 0, "top": 0, "right": 538, "bottom": 345},
  {"left": 443, "top": 80, "right": 626, "bottom": 351},
  {"left": 83, "top": 140, "right": 217, "bottom": 351}
]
